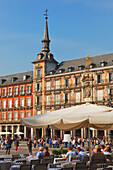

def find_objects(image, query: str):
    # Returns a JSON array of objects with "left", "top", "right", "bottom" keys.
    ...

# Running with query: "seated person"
[
  {"left": 104, "top": 147, "right": 112, "bottom": 155},
  {"left": 76, "top": 147, "right": 87, "bottom": 162},
  {"left": 92, "top": 145, "right": 98, "bottom": 153},
  {"left": 100, "top": 144, "right": 105, "bottom": 152},
  {"left": 105, "top": 145, "right": 112, "bottom": 153},
  {"left": 91, "top": 148, "right": 106, "bottom": 162},
  {"left": 75, "top": 145, "right": 84, "bottom": 155},
  {"left": 64, "top": 146, "right": 76, "bottom": 162},
  {"left": 44, "top": 146, "right": 50, "bottom": 156},
  {"left": 36, "top": 147, "right": 45, "bottom": 159}
]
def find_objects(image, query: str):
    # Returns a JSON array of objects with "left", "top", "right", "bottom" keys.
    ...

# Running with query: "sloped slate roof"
[
  {"left": 0, "top": 71, "right": 33, "bottom": 86},
  {"left": 55, "top": 53, "right": 113, "bottom": 74}
]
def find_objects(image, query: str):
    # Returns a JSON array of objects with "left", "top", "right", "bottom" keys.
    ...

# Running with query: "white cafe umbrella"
[
  {"left": 14, "top": 132, "right": 24, "bottom": 135},
  {"left": 21, "top": 103, "right": 113, "bottom": 130},
  {"left": 0, "top": 132, "right": 12, "bottom": 135},
  {"left": 21, "top": 103, "right": 113, "bottom": 161}
]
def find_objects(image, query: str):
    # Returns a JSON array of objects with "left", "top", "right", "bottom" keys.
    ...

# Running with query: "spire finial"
[{"left": 44, "top": 9, "right": 48, "bottom": 20}]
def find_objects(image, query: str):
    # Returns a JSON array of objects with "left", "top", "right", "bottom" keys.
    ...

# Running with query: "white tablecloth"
[
  {"left": 53, "top": 158, "right": 66, "bottom": 164},
  {"left": 10, "top": 165, "right": 35, "bottom": 170},
  {"left": 10, "top": 165, "right": 20, "bottom": 170},
  {"left": 26, "top": 156, "right": 37, "bottom": 162}
]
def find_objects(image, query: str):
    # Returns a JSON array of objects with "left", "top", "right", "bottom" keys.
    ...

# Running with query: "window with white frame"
[
  {"left": 8, "top": 112, "right": 12, "bottom": 121},
  {"left": 36, "top": 110, "right": 41, "bottom": 115},
  {"left": 14, "top": 99, "right": 18, "bottom": 108},
  {"left": 26, "top": 111, "right": 31, "bottom": 117},
  {"left": 20, "top": 111, "right": 24, "bottom": 119},
  {"left": 20, "top": 86, "right": 25, "bottom": 95},
  {"left": 26, "top": 85, "right": 31, "bottom": 93},
  {"left": 46, "top": 81, "right": 50, "bottom": 90},
  {"left": 20, "top": 98, "right": 24, "bottom": 107},
  {"left": 97, "top": 89, "right": 103, "bottom": 101},
  {"left": 14, "top": 112, "right": 18, "bottom": 121},
  {"left": 2, "top": 112, "right": 6, "bottom": 120},
  {"left": 27, "top": 97, "right": 31, "bottom": 106},
  {"left": 3, "top": 88, "right": 6, "bottom": 97},
  {"left": 55, "top": 94, "right": 60, "bottom": 104},
  {"left": 8, "top": 87, "right": 12, "bottom": 96},
  {"left": 46, "top": 95, "right": 51, "bottom": 105},
  {"left": 55, "top": 80, "right": 60, "bottom": 89},
  {"left": 8, "top": 99, "right": 12, "bottom": 108},
  {"left": 75, "top": 92, "right": 80, "bottom": 103},
  {"left": 3, "top": 100, "right": 6, "bottom": 108},
  {"left": 14, "top": 86, "right": 18, "bottom": 95}
]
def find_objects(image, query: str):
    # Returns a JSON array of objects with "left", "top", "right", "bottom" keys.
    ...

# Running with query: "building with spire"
[{"left": 0, "top": 12, "right": 113, "bottom": 139}]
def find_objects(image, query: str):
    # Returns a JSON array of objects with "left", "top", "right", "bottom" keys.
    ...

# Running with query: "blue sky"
[{"left": 0, "top": 0, "right": 113, "bottom": 76}]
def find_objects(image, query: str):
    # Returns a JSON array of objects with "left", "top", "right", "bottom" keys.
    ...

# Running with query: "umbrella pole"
[{"left": 88, "top": 123, "right": 91, "bottom": 162}]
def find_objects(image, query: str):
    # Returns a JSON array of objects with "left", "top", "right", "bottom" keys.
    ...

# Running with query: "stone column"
[
  {"left": 51, "top": 129, "right": 53, "bottom": 138},
  {"left": 24, "top": 126, "right": 26, "bottom": 138},
  {"left": 81, "top": 128, "right": 84, "bottom": 139},
  {"left": 70, "top": 131, "right": 73, "bottom": 137},
  {"left": 42, "top": 128, "right": 46, "bottom": 138},
  {"left": 12, "top": 125, "right": 14, "bottom": 138},
  {"left": 104, "top": 130, "right": 107, "bottom": 137},
  {"left": 17, "top": 125, "right": 20, "bottom": 133},
  {"left": 84, "top": 128, "right": 86, "bottom": 138},
  {"left": 31, "top": 128, "right": 33, "bottom": 137},
  {"left": 95, "top": 130, "right": 98, "bottom": 138},
  {"left": 53, "top": 129, "right": 55, "bottom": 138},
  {"left": 92, "top": 130, "right": 95, "bottom": 137},
  {"left": 60, "top": 130, "right": 63, "bottom": 139},
  {"left": 72, "top": 130, "right": 75, "bottom": 137}
]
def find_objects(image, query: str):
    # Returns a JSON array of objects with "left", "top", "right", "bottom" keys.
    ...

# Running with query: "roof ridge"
[
  {"left": 61, "top": 52, "right": 113, "bottom": 63},
  {"left": 0, "top": 71, "right": 33, "bottom": 78}
]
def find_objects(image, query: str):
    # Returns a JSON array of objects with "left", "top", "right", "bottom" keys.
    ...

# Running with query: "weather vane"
[
  {"left": 86, "top": 54, "right": 91, "bottom": 68},
  {"left": 44, "top": 9, "right": 48, "bottom": 20}
]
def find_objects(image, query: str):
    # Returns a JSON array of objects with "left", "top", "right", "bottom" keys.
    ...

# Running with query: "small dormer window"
[
  {"left": 0, "top": 80, "right": 3, "bottom": 85},
  {"left": 100, "top": 61, "right": 107, "bottom": 67},
  {"left": 11, "top": 77, "right": 17, "bottom": 83},
  {"left": 59, "top": 69, "right": 64, "bottom": 73},
  {"left": 68, "top": 67, "right": 74, "bottom": 72},
  {"left": 89, "top": 63, "right": 95, "bottom": 69},
  {"left": 49, "top": 70, "right": 54, "bottom": 75},
  {"left": 78, "top": 65, "right": 84, "bottom": 70},
  {"left": 11, "top": 78, "right": 14, "bottom": 83},
  {"left": 0, "top": 79, "right": 6, "bottom": 85},
  {"left": 23, "top": 75, "right": 26, "bottom": 80},
  {"left": 48, "top": 53, "right": 53, "bottom": 60}
]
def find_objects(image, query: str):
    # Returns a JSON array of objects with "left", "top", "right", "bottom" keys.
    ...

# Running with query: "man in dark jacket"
[
  {"left": 27, "top": 138, "right": 32, "bottom": 155},
  {"left": 6, "top": 137, "right": 12, "bottom": 155}
]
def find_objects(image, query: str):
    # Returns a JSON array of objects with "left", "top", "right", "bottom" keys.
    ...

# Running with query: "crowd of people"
[
  {"left": 0, "top": 136, "right": 19, "bottom": 154},
  {"left": 0, "top": 135, "right": 112, "bottom": 162},
  {"left": 26, "top": 136, "right": 113, "bottom": 163}
]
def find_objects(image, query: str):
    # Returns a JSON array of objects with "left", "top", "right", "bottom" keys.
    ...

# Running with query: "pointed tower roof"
[
  {"left": 41, "top": 18, "right": 50, "bottom": 53},
  {"left": 42, "top": 20, "right": 50, "bottom": 41}
]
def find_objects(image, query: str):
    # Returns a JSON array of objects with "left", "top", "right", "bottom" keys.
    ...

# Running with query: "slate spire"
[{"left": 41, "top": 9, "right": 50, "bottom": 53}]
